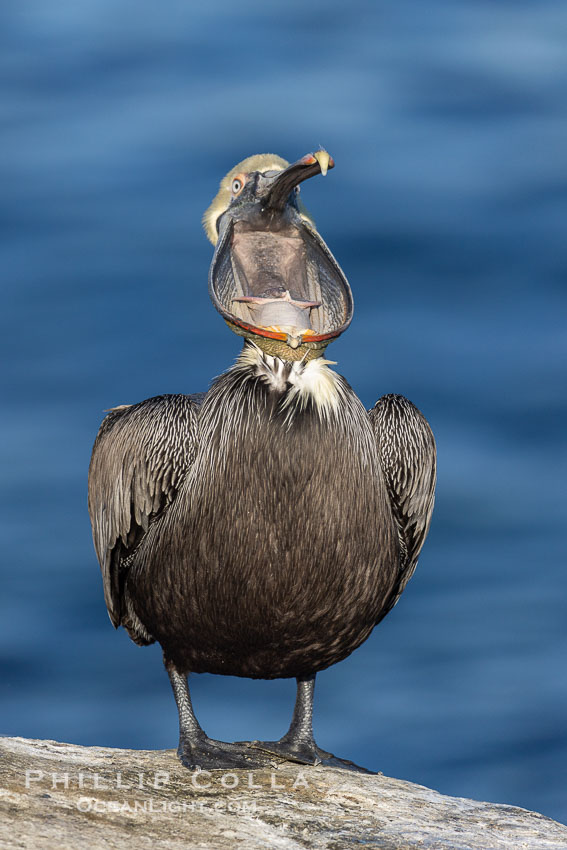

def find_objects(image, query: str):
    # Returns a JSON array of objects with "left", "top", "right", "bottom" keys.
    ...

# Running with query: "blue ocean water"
[{"left": 1, "top": 0, "right": 566, "bottom": 825}]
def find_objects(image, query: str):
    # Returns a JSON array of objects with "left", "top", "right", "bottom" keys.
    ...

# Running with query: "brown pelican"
[{"left": 88, "top": 150, "right": 436, "bottom": 770}]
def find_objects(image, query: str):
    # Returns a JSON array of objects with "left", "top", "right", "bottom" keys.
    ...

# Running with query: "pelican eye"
[{"left": 231, "top": 175, "right": 246, "bottom": 196}]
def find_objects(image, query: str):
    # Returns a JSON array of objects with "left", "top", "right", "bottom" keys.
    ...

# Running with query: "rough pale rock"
[{"left": 0, "top": 736, "right": 565, "bottom": 849}]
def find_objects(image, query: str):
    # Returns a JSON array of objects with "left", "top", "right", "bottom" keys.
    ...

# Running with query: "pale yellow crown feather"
[{"left": 203, "top": 153, "right": 315, "bottom": 245}]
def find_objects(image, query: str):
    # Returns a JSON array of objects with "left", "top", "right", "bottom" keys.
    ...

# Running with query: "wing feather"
[
  {"left": 88, "top": 393, "right": 202, "bottom": 627},
  {"left": 368, "top": 393, "right": 436, "bottom": 610}
]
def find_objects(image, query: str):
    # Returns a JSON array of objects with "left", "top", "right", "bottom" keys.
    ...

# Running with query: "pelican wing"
[
  {"left": 88, "top": 393, "right": 203, "bottom": 627},
  {"left": 368, "top": 394, "right": 436, "bottom": 608}
]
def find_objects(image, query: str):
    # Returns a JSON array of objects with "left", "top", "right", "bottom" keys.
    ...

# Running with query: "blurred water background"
[{"left": 1, "top": 0, "right": 566, "bottom": 825}]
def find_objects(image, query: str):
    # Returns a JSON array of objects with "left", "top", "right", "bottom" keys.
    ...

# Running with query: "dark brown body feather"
[{"left": 88, "top": 347, "right": 435, "bottom": 680}]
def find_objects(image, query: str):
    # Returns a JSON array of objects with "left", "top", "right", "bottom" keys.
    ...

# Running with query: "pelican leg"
[
  {"left": 166, "top": 664, "right": 265, "bottom": 770},
  {"left": 247, "top": 674, "right": 333, "bottom": 765}
]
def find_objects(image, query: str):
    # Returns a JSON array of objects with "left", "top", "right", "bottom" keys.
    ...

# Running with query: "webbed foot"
[
  {"left": 178, "top": 734, "right": 268, "bottom": 770},
  {"left": 245, "top": 737, "right": 332, "bottom": 765},
  {"left": 244, "top": 738, "right": 373, "bottom": 773}
]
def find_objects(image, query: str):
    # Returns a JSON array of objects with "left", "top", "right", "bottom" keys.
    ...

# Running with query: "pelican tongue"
[
  {"left": 233, "top": 289, "right": 321, "bottom": 309},
  {"left": 233, "top": 289, "right": 321, "bottom": 330}
]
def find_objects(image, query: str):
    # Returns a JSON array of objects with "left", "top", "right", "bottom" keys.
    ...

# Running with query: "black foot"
[
  {"left": 245, "top": 738, "right": 373, "bottom": 772},
  {"left": 246, "top": 738, "right": 331, "bottom": 765},
  {"left": 178, "top": 735, "right": 268, "bottom": 770}
]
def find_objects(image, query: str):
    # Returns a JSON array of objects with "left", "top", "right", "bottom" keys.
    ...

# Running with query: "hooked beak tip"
[
  {"left": 314, "top": 150, "right": 332, "bottom": 176},
  {"left": 301, "top": 150, "right": 334, "bottom": 177}
]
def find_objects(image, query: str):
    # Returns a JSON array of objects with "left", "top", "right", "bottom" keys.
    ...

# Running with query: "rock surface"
[{"left": 1, "top": 736, "right": 565, "bottom": 849}]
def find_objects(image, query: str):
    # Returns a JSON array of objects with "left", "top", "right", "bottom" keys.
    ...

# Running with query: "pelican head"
[{"left": 204, "top": 151, "right": 353, "bottom": 359}]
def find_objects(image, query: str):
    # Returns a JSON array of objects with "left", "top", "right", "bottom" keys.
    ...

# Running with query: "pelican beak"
[
  {"left": 208, "top": 150, "right": 352, "bottom": 358},
  {"left": 262, "top": 150, "right": 335, "bottom": 211}
]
